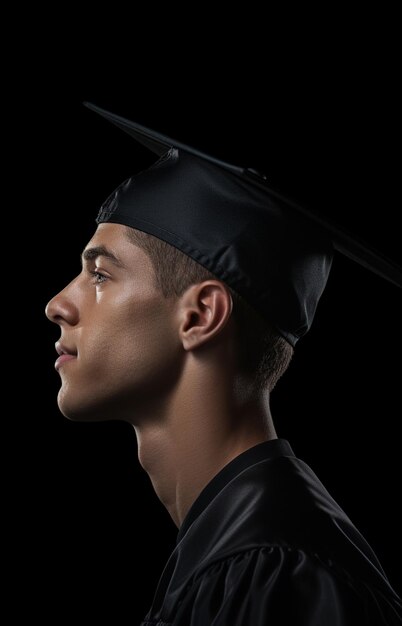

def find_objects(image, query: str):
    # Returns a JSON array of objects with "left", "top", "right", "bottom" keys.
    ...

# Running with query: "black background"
[{"left": 17, "top": 42, "right": 401, "bottom": 623}]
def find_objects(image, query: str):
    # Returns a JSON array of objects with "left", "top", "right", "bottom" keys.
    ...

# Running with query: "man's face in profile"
[{"left": 46, "top": 223, "right": 180, "bottom": 423}]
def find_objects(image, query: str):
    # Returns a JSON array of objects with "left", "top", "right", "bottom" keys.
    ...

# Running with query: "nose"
[{"left": 45, "top": 279, "right": 79, "bottom": 327}]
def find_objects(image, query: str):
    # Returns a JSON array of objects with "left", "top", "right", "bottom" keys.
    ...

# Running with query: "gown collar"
[{"left": 177, "top": 438, "right": 295, "bottom": 543}]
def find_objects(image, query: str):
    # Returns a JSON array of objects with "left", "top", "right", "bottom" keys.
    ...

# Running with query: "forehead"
[{"left": 84, "top": 223, "right": 154, "bottom": 274}]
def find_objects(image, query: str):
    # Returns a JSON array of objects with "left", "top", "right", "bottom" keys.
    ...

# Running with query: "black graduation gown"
[{"left": 140, "top": 440, "right": 402, "bottom": 625}]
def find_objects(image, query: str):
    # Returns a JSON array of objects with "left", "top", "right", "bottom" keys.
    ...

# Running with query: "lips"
[{"left": 55, "top": 341, "right": 77, "bottom": 371}]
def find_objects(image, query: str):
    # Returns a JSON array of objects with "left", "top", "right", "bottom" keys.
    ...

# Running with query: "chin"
[
  {"left": 57, "top": 388, "right": 113, "bottom": 422},
  {"left": 56, "top": 382, "right": 141, "bottom": 422}
]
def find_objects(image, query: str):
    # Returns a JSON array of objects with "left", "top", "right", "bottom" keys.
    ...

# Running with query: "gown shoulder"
[{"left": 170, "top": 545, "right": 402, "bottom": 626}]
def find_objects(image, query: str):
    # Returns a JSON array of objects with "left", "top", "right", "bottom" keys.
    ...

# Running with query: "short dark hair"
[{"left": 125, "top": 227, "right": 293, "bottom": 392}]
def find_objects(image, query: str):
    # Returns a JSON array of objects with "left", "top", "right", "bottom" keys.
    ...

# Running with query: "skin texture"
[{"left": 46, "top": 223, "right": 276, "bottom": 526}]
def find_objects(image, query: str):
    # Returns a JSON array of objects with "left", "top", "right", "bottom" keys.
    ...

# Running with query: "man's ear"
[{"left": 177, "top": 281, "right": 234, "bottom": 351}]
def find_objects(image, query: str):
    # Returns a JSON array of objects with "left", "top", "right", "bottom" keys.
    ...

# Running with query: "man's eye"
[{"left": 90, "top": 270, "right": 107, "bottom": 284}]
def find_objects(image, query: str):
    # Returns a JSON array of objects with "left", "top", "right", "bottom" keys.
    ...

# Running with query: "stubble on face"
[{"left": 48, "top": 224, "right": 182, "bottom": 423}]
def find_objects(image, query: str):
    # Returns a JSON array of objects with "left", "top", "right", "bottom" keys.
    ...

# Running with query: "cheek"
[
  {"left": 118, "top": 306, "right": 178, "bottom": 378},
  {"left": 81, "top": 297, "right": 178, "bottom": 383},
  {"left": 57, "top": 291, "right": 180, "bottom": 421}
]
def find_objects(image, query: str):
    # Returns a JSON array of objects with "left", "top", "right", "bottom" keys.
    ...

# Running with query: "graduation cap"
[{"left": 83, "top": 102, "right": 402, "bottom": 348}]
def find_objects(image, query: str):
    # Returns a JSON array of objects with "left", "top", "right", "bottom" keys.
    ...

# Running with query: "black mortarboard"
[{"left": 84, "top": 102, "right": 402, "bottom": 348}]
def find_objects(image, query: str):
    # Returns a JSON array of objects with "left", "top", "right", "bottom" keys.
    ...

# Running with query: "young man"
[{"left": 46, "top": 103, "right": 402, "bottom": 625}]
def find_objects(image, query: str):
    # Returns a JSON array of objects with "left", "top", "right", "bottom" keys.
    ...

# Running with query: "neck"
[{"left": 132, "top": 361, "right": 276, "bottom": 527}]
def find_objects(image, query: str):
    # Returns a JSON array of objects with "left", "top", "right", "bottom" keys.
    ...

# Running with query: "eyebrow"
[{"left": 81, "top": 245, "right": 125, "bottom": 268}]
